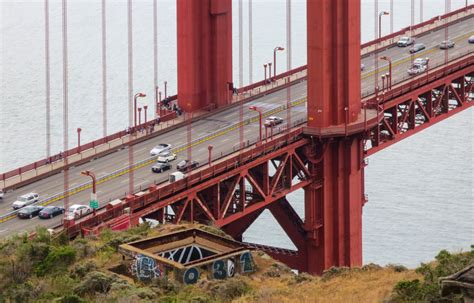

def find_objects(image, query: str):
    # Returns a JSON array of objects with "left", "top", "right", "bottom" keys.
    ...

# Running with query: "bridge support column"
[
  {"left": 303, "top": 0, "right": 376, "bottom": 275},
  {"left": 303, "top": 137, "right": 364, "bottom": 274},
  {"left": 177, "top": 0, "right": 233, "bottom": 112}
]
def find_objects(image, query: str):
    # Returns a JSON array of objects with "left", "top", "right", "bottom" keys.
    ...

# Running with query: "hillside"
[{"left": 0, "top": 224, "right": 472, "bottom": 303}]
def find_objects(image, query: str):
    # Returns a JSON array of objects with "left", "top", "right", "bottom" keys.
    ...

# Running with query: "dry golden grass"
[{"left": 235, "top": 263, "right": 420, "bottom": 303}]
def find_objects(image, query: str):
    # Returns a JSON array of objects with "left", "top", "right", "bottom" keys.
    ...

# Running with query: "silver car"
[
  {"left": 12, "top": 192, "right": 39, "bottom": 209},
  {"left": 397, "top": 36, "right": 415, "bottom": 47},
  {"left": 407, "top": 63, "right": 427, "bottom": 75},
  {"left": 439, "top": 40, "right": 455, "bottom": 49},
  {"left": 150, "top": 143, "right": 172, "bottom": 156}
]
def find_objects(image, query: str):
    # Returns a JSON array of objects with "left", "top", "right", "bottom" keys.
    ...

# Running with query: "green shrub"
[
  {"left": 210, "top": 278, "right": 251, "bottom": 301},
  {"left": 74, "top": 271, "right": 115, "bottom": 296},
  {"left": 59, "top": 294, "right": 86, "bottom": 303},
  {"left": 391, "top": 247, "right": 474, "bottom": 302},
  {"left": 35, "top": 245, "right": 76, "bottom": 276}
]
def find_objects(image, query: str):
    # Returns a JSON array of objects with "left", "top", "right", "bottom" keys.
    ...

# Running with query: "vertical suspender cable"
[
  {"left": 239, "top": 0, "right": 244, "bottom": 148},
  {"left": 286, "top": 0, "right": 291, "bottom": 132},
  {"left": 410, "top": 0, "right": 415, "bottom": 64},
  {"left": 128, "top": 0, "right": 134, "bottom": 194},
  {"left": 62, "top": 0, "right": 70, "bottom": 212},
  {"left": 248, "top": 0, "right": 253, "bottom": 84},
  {"left": 420, "top": 0, "right": 423, "bottom": 22},
  {"left": 374, "top": 0, "right": 379, "bottom": 94},
  {"left": 153, "top": 0, "right": 158, "bottom": 118},
  {"left": 445, "top": 0, "right": 450, "bottom": 65},
  {"left": 102, "top": 0, "right": 107, "bottom": 137},
  {"left": 45, "top": 0, "right": 51, "bottom": 158},
  {"left": 390, "top": 0, "right": 393, "bottom": 33}
]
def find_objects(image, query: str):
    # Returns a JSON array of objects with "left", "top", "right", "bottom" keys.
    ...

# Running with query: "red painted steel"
[{"left": 177, "top": 0, "right": 232, "bottom": 112}]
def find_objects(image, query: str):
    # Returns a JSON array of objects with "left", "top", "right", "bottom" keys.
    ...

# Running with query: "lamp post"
[
  {"left": 81, "top": 170, "right": 98, "bottom": 214},
  {"left": 249, "top": 106, "right": 263, "bottom": 142},
  {"left": 138, "top": 107, "right": 142, "bottom": 125},
  {"left": 264, "top": 64, "right": 267, "bottom": 83},
  {"left": 268, "top": 62, "right": 272, "bottom": 81},
  {"left": 77, "top": 127, "right": 82, "bottom": 152},
  {"left": 134, "top": 92, "right": 146, "bottom": 127},
  {"left": 155, "top": 86, "right": 160, "bottom": 116},
  {"left": 381, "top": 75, "right": 386, "bottom": 92},
  {"left": 380, "top": 56, "right": 392, "bottom": 89},
  {"left": 164, "top": 81, "right": 168, "bottom": 99},
  {"left": 208, "top": 145, "right": 213, "bottom": 167},
  {"left": 378, "top": 11, "right": 390, "bottom": 39},
  {"left": 144, "top": 105, "right": 148, "bottom": 124},
  {"left": 273, "top": 46, "right": 285, "bottom": 81}
]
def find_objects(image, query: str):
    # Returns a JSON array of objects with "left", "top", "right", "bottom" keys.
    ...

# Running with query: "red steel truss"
[{"left": 366, "top": 57, "right": 473, "bottom": 155}]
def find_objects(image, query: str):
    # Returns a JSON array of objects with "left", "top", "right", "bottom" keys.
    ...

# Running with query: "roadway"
[{"left": 0, "top": 16, "right": 472, "bottom": 237}]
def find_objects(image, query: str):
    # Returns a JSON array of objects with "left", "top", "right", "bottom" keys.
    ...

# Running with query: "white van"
[{"left": 169, "top": 171, "right": 185, "bottom": 183}]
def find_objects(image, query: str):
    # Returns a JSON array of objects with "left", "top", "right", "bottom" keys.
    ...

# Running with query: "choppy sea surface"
[{"left": 1, "top": 0, "right": 472, "bottom": 267}]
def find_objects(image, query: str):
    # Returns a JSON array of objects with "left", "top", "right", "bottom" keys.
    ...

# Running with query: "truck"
[{"left": 169, "top": 171, "right": 185, "bottom": 183}]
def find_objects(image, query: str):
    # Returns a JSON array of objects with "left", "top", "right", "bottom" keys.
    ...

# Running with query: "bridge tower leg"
[
  {"left": 303, "top": 0, "right": 375, "bottom": 274},
  {"left": 177, "top": 0, "right": 233, "bottom": 113}
]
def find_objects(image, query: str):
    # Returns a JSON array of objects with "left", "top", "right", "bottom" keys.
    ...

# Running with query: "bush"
[
  {"left": 74, "top": 271, "right": 116, "bottom": 296},
  {"left": 210, "top": 278, "right": 251, "bottom": 301},
  {"left": 70, "top": 260, "right": 98, "bottom": 279},
  {"left": 36, "top": 245, "right": 76, "bottom": 276},
  {"left": 391, "top": 247, "right": 474, "bottom": 302},
  {"left": 59, "top": 294, "right": 86, "bottom": 303}
]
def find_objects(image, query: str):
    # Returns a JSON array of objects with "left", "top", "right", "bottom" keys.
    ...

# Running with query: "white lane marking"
[{"left": 0, "top": 229, "right": 8, "bottom": 234}]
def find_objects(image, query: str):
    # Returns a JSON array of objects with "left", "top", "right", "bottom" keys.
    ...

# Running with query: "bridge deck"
[{"left": 0, "top": 14, "right": 472, "bottom": 238}]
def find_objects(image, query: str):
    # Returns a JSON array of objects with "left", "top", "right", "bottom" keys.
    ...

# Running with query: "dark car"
[
  {"left": 17, "top": 205, "right": 44, "bottom": 219},
  {"left": 151, "top": 162, "right": 172, "bottom": 173},
  {"left": 39, "top": 206, "right": 65, "bottom": 219},
  {"left": 439, "top": 40, "right": 455, "bottom": 49},
  {"left": 469, "top": 36, "right": 474, "bottom": 44},
  {"left": 177, "top": 160, "right": 199, "bottom": 172},
  {"left": 409, "top": 43, "right": 426, "bottom": 53}
]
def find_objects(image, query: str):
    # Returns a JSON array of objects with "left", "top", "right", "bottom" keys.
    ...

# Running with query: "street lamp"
[
  {"left": 378, "top": 11, "right": 390, "bottom": 39},
  {"left": 77, "top": 127, "right": 82, "bottom": 152},
  {"left": 264, "top": 64, "right": 268, "bottom": 83},
  {"left": 81, "top": 170, "right": 98, "bottom": 214},
  {"left": 138, "top": 107, "right": 142, "bottom": 125},
  {"left": 273, "top": 46, "right": 285, "bottom": 80},
  {"left": 268, "top": 62, "right": 272, "bottom": 81},
  {"left": 155, "top": 86, "right": 160, "bottom": 116},
  {"left": 380, "top": 56, "right": 392, "bottom": 89},
  {"left": 249, "top": 106, "right": 263, "bottom": 142},
  {"left": 208, "top": 145, "right": 213, "bottom": 167},
  {"left": 134, "top": 92, "right": 146, "bottom": 127},
  {"left": 144, "top": 105, "right": 148, "bottom": 124},
  {"left": 164, "top": 81, "right": 168, "bottom": 99},
  {"left": 381, "top": 74, "right": 386, "bottom": 91}
]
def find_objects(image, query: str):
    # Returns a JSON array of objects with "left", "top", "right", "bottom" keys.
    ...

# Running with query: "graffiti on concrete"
[{"left": 130, "top": 254, "right": 162, "bottom": 281}]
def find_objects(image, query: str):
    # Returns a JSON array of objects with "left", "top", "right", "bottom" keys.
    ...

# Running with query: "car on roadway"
[
  {"left": 39, "top": 206, "right": 65, "bottom": 219},
  {"left": 397, "top": 36, "right": 415, "bottom": 47},
  {"left": 439, "top": 40, "right": 455, "bottom": 49},
  {"left": 469, "top": 36, "right": 474, "bottom": 43},
  {"left": 17, "top": 205, "right": 44, "bottom": 219},
  {"left": 177, "top": 160, "right": 199, "bottom": 172},
  {"left": 409, "top": 43, "right": 426, "bottom": 53},
  {"left": 407, "top": 63, "right": 428, "bottom": 75},
  {"left": 12, "top": 192, "right": 40, "bottom": 209},
  {"left": 264, "top": 116, "right": 284, "bottom": 127},
  {"left": 0, "top": 189, "right": 4, "bottom": 200},
  {"left": 360, "top": 63, "right": 365, "bottom": 71},
  {"left": 150, "top": 144, "right": 172, "bottom": 156},
  {"left": 157, "top": 151, "right": 177, "bottom": 163},
  {"left": 151, "top": 162, "right": 172, "bottom": 173},
  {"left": 413, "top": 57, "right": 429, "bottom": 66},
  {"left": 67, "top": 204, "right": 92, "bottom": 220}
]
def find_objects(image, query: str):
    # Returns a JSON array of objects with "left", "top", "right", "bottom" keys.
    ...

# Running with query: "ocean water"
[{"left": 1, "top": 0, "right": 472, "bottom": 267}]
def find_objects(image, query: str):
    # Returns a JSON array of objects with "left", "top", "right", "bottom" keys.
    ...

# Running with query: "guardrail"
[{"left": 0, "top": 96, "right": 308, "bottom": 223}]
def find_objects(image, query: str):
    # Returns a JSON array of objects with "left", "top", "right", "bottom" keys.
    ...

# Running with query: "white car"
[
  {"left": 157, "top": 151, "right": 177, "bottom": 163},
  {"left": 413, "top": 57, "right": 429, "bottom": 66},
  {"left": 12, "top": 192, "right": 39, "bottom": 210},
  {"left": 150, "top": 144, "right": 172, "bottom": 156},
  {"left": 397, "top": 36, "right": 415, "bottom": 47},
  {"left": 407, "top": 63, "right": 428, "bottom": 75},
  {"left": 264, "top": 116, "right": 284, "bottom": 127},
  {"left": 67, "top": 204, "right": 92, "bottom": 220}
]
